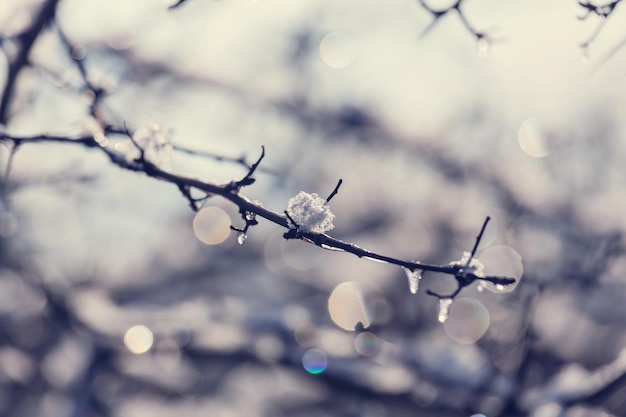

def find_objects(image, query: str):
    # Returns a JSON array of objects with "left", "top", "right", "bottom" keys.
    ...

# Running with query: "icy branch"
[{"left": 286, "top": 191, "right": 335, "bottom": 233}]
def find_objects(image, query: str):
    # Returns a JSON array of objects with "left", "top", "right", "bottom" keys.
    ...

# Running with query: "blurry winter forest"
[{"left": 1, "top": 0, "right": 626, "bottom": 416}]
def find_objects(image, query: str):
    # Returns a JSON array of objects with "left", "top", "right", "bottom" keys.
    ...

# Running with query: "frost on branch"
[
  {"left": 450, "top": 251, "right": 485, "bottom": 278},
  {"left": 132, "top": 124, "right": 172, "bottom": 165},
  {"left": 286, "top": 191, "right": 335, "bottom": 233},
  {"left": 438, "top": 298, "right": 453, "bottom": 323},
  {"left": 403, "top": 267, "right": 423, "bottom": 294}
]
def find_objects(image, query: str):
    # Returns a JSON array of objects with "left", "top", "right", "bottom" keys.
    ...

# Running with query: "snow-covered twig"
[{"left": 0, "top": 130, "right": 516, "bottom": 307}]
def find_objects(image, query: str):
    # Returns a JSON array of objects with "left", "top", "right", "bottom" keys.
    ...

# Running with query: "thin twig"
[
  {"left": 240, "top": 145, "right": 265, "bottom": 185},
  {"left": 326, "top": 179, "right": 343, "bottom": 203},
  {"left": 225, "top": 146, "right": 265, "bottom": 192},
  {"left": 469, "top": 216, "right": 490, "bottom": 260}
]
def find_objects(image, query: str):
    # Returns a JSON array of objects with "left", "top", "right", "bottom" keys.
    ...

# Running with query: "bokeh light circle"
[
  {"left": 124, "top": 325, "right": 154, "bottom": 354},
  {"left": 443, "top": 298, "right": 490, "bottom": 344},
  {"left": 478, "top": 245, "right": 523, "bottom": 292},
  {"left": 328, "top": 281, "right": 375, "bottom": 331},
  {"left": 354, "top": 331, "right": 380, "bottom": 356},
  {"left": 518, "top": 118, "right": 550, "bottom": 158},
  {"left": 192, "top": 207, "right": 231, "bottom": 245},
  {"left": 319, "top": 31, "right": 357, "bottom": 69},
  {"left": 302, "top": 348, "right": 327, "bottom": 374}
]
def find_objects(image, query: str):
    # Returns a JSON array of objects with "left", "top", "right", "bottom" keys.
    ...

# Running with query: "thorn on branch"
[{"left": 326, "top": 179, "right": 343, "bottom": 203}]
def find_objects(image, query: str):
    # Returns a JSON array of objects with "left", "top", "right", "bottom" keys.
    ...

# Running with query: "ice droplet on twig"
[
  {"left": 403, "top": 267, "right": 422, "bottom": 294},
  {"left": 237, "top": 232, "right": 247, "bottom": 245},
  {"left": 476, "top": 281, "right": 486, "bottom": 292},
  {"left": 438, "top": 298, "right": 453, "bottom": 323}
]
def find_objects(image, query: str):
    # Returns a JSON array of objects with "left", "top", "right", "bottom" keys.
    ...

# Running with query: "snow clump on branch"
[
  {"left": 287, "top": 191, "right": 335, "bottom": 233},
  {"left": 133, "top": 124, "right": 172, "bottom": 164},
  {"left": 450, "top": 251, "right": 485, "bottom": 277}
]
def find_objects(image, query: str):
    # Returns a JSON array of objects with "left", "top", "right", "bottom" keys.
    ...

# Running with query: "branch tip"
[
  {"left": 228, "top": 145, "right": 266, "bottom": 192},
  {"left": 469, "top": 216, "right": 490, "bottom": 259},
  {"left": 326, "top": 179, "right": 343, "bottom": 203}
]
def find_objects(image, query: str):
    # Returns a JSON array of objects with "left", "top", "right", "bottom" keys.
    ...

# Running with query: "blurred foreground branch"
[{"left": 578, "top": 0, "right": 624, "bottom": 48}]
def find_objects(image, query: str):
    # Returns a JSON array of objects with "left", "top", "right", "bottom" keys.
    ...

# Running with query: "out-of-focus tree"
[{"left": 1, "top": 1, "right": 626, "bottom": 417}]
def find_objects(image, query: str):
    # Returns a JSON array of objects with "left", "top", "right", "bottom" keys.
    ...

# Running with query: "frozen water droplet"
[
  {"left": 476, "top": 38, "right": 489, "bottom": 58},
  {"left": 237, "top": 232, "right": 247, "bottom": 245},
  {"left": 403, "top": 267, "right": 422, "bottom": 294},
  {"left": 438, "top": 298, "right": 453, "bottom": 323},
  {"left": 495, "top": 283, "right": 506, "bottom": 291},
  {"left": 477, "top": 281, "right": 486, "bottom": 292},
  {"left": 245, "top": 211, "right": 256, "bottom": 221}
]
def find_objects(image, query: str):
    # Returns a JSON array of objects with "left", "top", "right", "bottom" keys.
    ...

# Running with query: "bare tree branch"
[
  {"left": 0, "top": 0, "right": 61, "bottom": 125},
  {"left": 0, "top": 130, "right": 516, "bottom": 302}
]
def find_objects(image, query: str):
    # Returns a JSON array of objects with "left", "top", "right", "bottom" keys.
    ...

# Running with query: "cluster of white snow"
[{"left": 286, "top": 191, "right": 335, "bottom": 234}]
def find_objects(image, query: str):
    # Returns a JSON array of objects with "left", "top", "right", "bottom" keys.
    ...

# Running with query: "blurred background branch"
[{"left": 1, "top": 1, "right": 626, "bottom": 417}]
